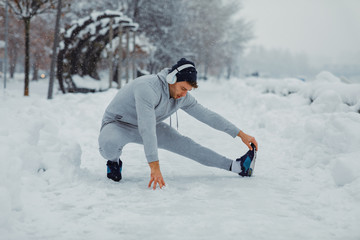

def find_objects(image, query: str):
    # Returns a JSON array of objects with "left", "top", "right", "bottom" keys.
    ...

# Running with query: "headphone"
[{"left": 166, "top": 64, "right": 196, "bottom": 84}]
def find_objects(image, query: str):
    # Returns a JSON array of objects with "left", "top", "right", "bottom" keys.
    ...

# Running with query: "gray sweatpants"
[{"left": 98, "top": 122, "right": 233, "bottom": 171}]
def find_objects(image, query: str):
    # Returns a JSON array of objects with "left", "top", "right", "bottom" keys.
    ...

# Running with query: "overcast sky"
[{"left": 240, "top": 0, "right": 360, "bottom": 66}]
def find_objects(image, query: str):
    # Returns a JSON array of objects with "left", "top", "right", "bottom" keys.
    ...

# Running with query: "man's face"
[{"left": 169, "top": 81, "right": 193, "bottom": 99}]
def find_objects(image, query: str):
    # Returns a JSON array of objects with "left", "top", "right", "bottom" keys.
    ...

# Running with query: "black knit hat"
[{"left": 170, "top": 58, "right": 197, "bottom": 83}]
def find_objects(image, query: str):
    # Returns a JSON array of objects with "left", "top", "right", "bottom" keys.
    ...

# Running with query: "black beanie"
[{"left": 170, "top": 58, "right": 197, "bottom": 83}]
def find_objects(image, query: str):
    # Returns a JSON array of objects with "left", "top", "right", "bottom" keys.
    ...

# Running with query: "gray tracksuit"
[{"left": 98, "top": 68, "right": 240, "bottom": 170}]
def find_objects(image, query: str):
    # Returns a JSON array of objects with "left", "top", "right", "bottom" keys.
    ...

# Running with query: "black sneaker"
[
  {"left": 237, "top": 143, "right": 257, "bottom": 177},
  {"left": 106, "top": 159, "right": 122, "bottom": 182}
]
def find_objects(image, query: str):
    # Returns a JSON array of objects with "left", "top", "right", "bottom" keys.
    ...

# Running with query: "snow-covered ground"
[{"left": 1, "top": 72, "right": 359, "bottom": 240}]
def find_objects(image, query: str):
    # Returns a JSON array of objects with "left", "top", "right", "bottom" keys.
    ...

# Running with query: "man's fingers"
[
  {"left": 148, "top": 177, "right": 154, "bottom": 188},
  {"left": 251, "top": 138, "right": 258, "bottom": 151},
  {"left": 159, "top": 179, "right": 165, "bottom": 189},
  {"left": 253, "top": 141, "right": 259, "bottom": 151},
  {"left": 246, "top": 142, "right": 252, "bottom": 151},
  {"left": 153, "top": 178, "right": 158, "bottom": 190},
  {"left": 148, "top": 170, "right": 166, "bottom": 190},
  {"left": 149, "top": 177, "right": 166, "bottom": 190},
  {"left": 248, "top": 137, "right": 258, "bottom": 151}
]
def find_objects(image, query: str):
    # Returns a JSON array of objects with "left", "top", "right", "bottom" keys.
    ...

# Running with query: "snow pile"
[
  {"left": 302, "top": 71, "right": 360, "bottom": 112},
  {"left": 0, "top": 91, "right": 82, "bottom": 229},
  {"left": 245, "top": 71, "right": 360, "bottom": 113},
  {"left": 1, "top": 72, "right": 360, "bottom": 239},
  {"left": 234, "top": 72, "right": 360, "bottom": 190},
  {"left": 72, "top": 74, "right": 109, "bottom": 90},
  {"left": 240, "top": 72, "right": 360, "bottom": 183},
  {"left": 245, "top": 76, "right": 305, "bottom": 96},
  {"left": 64, "top": 11, "right": 137, "bottom": 40}
]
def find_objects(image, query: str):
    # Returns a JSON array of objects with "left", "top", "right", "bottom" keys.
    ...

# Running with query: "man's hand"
[
  {"left": 148, "top": 161, "right": 166, "bottom": 190},
  {"left": 237, "top": 130, "right": 258, "bottom": 151}
]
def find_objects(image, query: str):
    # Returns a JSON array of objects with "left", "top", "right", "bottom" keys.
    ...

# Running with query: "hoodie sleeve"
[
  {"left": 180, "top": 94, "right": 240, "bottom": 138},
  {"left": 133, "top": 84, "right": 160, "bottom": 163}
]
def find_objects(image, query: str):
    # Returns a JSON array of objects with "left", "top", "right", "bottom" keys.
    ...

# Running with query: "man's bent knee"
[{"left": 99, "top": 140, "right": 122, "bottom": 161}]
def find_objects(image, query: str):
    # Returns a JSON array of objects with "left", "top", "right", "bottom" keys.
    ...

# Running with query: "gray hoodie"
[{"left": 102, "top": 68, "right": 240, "bottom": 163}]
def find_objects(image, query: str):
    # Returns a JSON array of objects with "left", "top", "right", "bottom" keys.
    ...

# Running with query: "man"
[{"left": 98, "top": 58, "right": 258, "bottom": 190}]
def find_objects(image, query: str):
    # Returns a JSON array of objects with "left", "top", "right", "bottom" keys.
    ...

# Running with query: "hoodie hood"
[
  {"left": 157, "top": 68, "right": 170, "bottom": 84},
  {"left": 157, "top": 68, "right": 171, "bottom": 98}
]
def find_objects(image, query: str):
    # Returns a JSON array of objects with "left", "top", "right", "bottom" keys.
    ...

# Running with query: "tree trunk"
[
  {"left": 32, "top": 61, "right": 38, "bottom": 81},
  {"left": 227, "top": 63, "right": 232, "bottom": 80},
  {"left": 132, "top": 0, "right": 140, "bottom": 20},
  {"left": 9, "top": 48, "right": 17, "bottom": 79},
  {"left": 10, "top": 63, "right": 16, "bottom": 78},
  {"left": 117, "top": 24, "right": 123, "bottom": 89},
  {"left": 56, "top": 54, "right": 66, "bottom": 94},
  {"left": 132, "top": 31, "right": 136, "bottom": 79},
  {"left": 125, "top": 28, "right": 130, "bottom": 83},
  {"left": 48, "top": 0, "right": 63, "bottom": 99},
  {"left": 108, "top": 17, "right": 114, "bottom": 88},
  {"left": 24, "top": 17, "right": 31, "bottom": 96},
  {"left": 204, "top": 60, "right": 208, "bottom": 80}
]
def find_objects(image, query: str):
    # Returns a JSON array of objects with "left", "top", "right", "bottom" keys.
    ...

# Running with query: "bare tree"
[
  {"left": 2, "top": 0, "right": 58, "bottom": 96},
  {"left": 0, "top": 6, "right": 22, "bottom": 78},
  {"left": 47, "top": 0, "right": 61, "bottom": 99},
  {"left": 127, "top": 0, "right": 252, "bottom": 76}
]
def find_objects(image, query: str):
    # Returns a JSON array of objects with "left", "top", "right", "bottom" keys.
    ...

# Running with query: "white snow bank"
[
  {"left": 301, "top": 71, "right": 360, "bottom": 107},
  {"left": 72, "top": 74, "right": 109, "bottom": 90},
  {"left": 332, "top": 152, "right": 360, "bottom": 187},
  {"left": 245, "top": 71, "right": 360, "bottom": 113},
  {"left": 0, "top": 90, "right": 82, "bottom": 227},
  {"left": 230, "top": 73, "right": 360, "bottom": 197},
  {"left": 312, "top": 71, "right": 342, "bottom": 83}
]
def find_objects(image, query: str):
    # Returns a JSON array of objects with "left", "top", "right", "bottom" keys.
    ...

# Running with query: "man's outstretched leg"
[{"left": 155, "top": 122, "right": 256, "bottom": 176}]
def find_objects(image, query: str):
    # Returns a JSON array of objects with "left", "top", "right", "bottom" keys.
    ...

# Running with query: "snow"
[
  {"left": 1, "top": 72, "right": 360, "bottom": 240},
  {"left": 61, "top": 11, "right": 138, "bottom": 55},
  {"left": 72, "top": 74, "right": 109, "bottom": 90},
  {"left": 65, "top": 11, "right": 134, "bottom": 39},
  {"left": 245, "top": 71, "right": 360, "bottom": 109}
]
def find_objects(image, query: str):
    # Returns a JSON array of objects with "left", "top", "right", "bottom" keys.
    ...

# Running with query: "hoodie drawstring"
[
  {"left": 169, "top": 111, "right": 179, "bottom": 130},
  {"left": 176, "top": 111, "right": 179, "bottom": 130}
]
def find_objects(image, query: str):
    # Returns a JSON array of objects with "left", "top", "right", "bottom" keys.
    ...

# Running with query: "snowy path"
[{"left": 1, "top": 74, "right": 359, "bottom": 240}]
